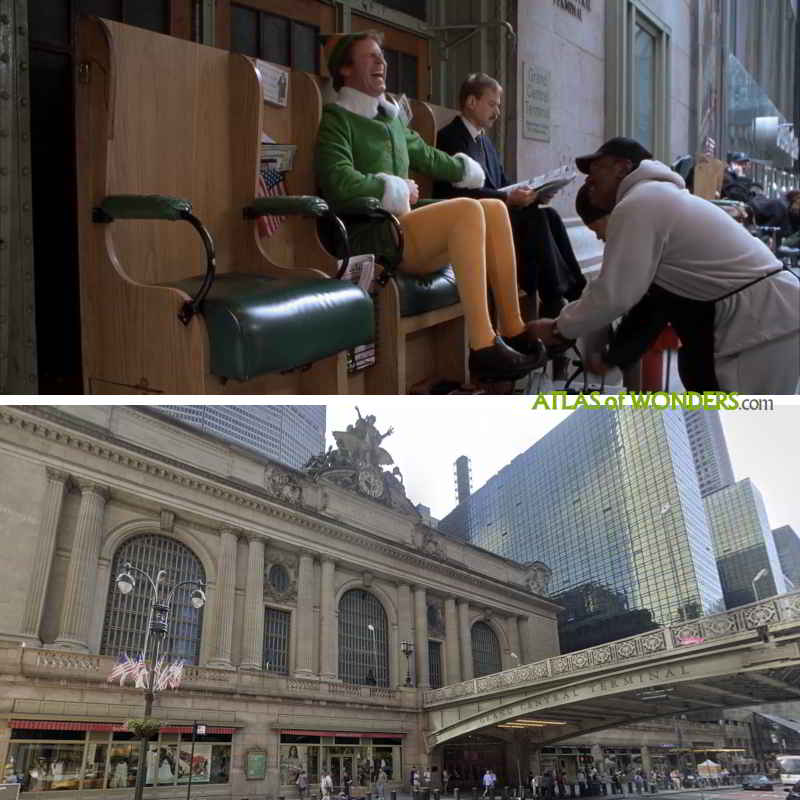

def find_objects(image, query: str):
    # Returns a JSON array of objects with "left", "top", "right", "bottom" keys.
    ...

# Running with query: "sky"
[{"left": 324, "top": 400, "right": 800, "bottom": 536}]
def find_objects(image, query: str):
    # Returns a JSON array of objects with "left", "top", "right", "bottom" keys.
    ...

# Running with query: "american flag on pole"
[
  {"left": 256, "top": 164, "right": 287, "bottom": 238},
  {"left": 108, "top": 652, "right": 136, "bottom": 685}
]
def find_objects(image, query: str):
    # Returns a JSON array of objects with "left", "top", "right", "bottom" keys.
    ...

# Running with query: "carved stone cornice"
[{"left": 0, "top": 407, "right": 553, "bottom": 612}]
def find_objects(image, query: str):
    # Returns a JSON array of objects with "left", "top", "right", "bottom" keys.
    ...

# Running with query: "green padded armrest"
[
  {"left": 99, "top": 195, "right": 191, "bottom": 221},
  {"left": 332, "top": 197, "right": 383, "bottom": 216},
  {"left": 247, "top": 196, "right": 329, "bottom": 217}
]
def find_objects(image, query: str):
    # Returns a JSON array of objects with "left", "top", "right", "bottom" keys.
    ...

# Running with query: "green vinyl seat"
[
  {"left": 395, "top": 266, "right": 459, "bottom": 318},
  {"left": 168, "top": 272, "right": 374, "bottom": 381}
]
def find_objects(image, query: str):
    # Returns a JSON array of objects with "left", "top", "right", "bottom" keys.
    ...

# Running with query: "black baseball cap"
[
  {"left": 727, "top": 151, "right": 750, "bottom": 164},
  {"left": 575, "top": 137, "right": 653, "bottom": 174}
]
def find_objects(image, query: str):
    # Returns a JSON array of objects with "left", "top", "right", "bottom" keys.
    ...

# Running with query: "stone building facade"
[{"left": 0, "top": 405, "right": 560, "bottom": 798}]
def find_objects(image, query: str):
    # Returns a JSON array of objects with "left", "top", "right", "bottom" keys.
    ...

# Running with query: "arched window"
[
  {"left": 471, "top": 621, "right": 501, "bottom": 677},
  {"left": 101, "top": 534, "right": 205, "bottom": 665},
  {"left": 338, "top": 589, "right": 389, "bottom": 687}
]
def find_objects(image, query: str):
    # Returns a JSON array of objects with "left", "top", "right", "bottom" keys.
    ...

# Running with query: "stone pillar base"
[{"left": 206, "top": 659, "right": 235, "bottom": 670}]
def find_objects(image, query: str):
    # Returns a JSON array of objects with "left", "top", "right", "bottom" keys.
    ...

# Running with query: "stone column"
[
  {"left": 519, "top": 615, "right": 535, "bottom": 664},
  {"left": 209, "top": 527, "right": 238, "bottom": 668},
  {"left": 240, "top": 534, "right": 266, "bottom": 671},
  {"left": 319, "top": 557, "right": 337, "bottom": 680},
  {"left": 508, "top": 614, "right": 522, "bottom": 666},
  {"left": 457, "top": 598, "right": 473, "bottom": 680},
  {"left": 55, "top": 480, "right": 109, "bottom": 651},
  {"left": 413, "top": 585, "right": 429, "bottom": 688},
  {"left": 444, "top": 596, "right": 460, "bottom": 684},
  {"left": 20, "top": 468, "right": 70, "bottom": 643},
  {"left": 294, "top": 550, "right": 316, "bottom": 677}
]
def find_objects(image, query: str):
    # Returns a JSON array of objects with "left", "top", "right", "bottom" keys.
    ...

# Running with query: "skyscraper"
[
  {"left": 682, "top": 410, "right": 735, "bottom": 497},
  {"left": 453, "top": 455, "right": 473, "bottom": 505},
  {"left": 439, "top": 410, "right": 725, "bottom": 648},
  {"left": 772, "top": 525, "right": 800, "bottom": 589},
  {"left": 705, "top": 479, "right": 789, "bottom": 606},
  {"left": 151, "top": 406, "right": 325, "bottom": 469}
]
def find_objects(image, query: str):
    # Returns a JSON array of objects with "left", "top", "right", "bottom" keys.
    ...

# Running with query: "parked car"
[{"left": 743, "top": 775, "right": 775, "bottom": 790}]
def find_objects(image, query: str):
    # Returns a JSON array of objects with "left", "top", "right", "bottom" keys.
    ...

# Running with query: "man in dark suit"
[{"left": 434, "top": 73, "right": 586, "bottom": 317}]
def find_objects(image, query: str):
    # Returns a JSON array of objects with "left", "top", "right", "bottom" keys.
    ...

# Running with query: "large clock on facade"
[{"left": 357, "top": 467, "right": 385, "bottom": 498}]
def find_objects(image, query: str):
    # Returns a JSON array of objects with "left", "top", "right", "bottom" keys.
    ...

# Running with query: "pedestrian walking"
[
  {"left": 483, "top": 769, "right": 494, "bottom": 798},
  {"left": 297, "top": 769, "right": 309, "bottom": 800},
  {"left": 377, "top": 769, "right": 387, "bottom": 799},
  {"left": 322, "top": 770, "right": 334, "bottom": 800}
]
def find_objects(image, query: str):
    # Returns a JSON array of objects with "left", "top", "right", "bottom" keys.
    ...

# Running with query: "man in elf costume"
[{"left": 315, "top": 31, "right": 547, "bottom": 383}]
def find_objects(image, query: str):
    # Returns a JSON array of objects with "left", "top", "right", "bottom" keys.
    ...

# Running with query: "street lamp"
[
  {"left": 115, "top": 561, "right": 206, "bottom": 800},
  {"left": 366, "top": 623, "right": 379, "bottom": 686},
  {"left": 400, "top": 640, "right": 414, "bottom": 687},
  {"left": 752, "top": 568, "right": 769, "bottom": 601}
]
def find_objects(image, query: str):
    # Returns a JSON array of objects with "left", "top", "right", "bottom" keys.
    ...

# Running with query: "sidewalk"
[{"left": 385, "top": 786, "right": 730, "bottom": 800}]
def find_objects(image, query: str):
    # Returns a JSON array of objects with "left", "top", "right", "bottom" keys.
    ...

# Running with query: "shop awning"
[
  {"left": 280, "top": 730, "right": 404, "bottom": 738},
  {"left": 10, "top": 720, "right": 235, "bottom": 734}
]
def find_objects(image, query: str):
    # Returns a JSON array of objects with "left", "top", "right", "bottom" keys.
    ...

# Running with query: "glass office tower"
[
  {"left": 772, "top": 525, "right": 800, "bottom": 589},
  {"left": 705, "top": 479, "right": 789, "bottom": 607},
  {"left": 682, "top": 410, "right": 735, "bottom": 498},
  {"left": 439, "top": 410, "right": 725, "bottom": 648},
  {"left": 151, "top": 406, "right": 325, "bottom": 470}
]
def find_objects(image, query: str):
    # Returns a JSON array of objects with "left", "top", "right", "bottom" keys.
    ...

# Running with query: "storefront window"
[
  {"left": 280, "top": 737, "right": 402, "bottom": 788},
  {"left": 82, "top": 743, "right": 108, "bottom": 789},
  {"left": 108, "top": 742, "right": 138, "bottom": 788},
  {"left": 3, "top": 729, "right": 231, "bottom": 791},
  {"left": 6, "top": 743, "right": 84, "bottom": 792}
]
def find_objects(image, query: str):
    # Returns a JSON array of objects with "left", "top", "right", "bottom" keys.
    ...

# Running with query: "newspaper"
[
  {"left": 339, "top": 254, "right": 377, "bottom": 371},
  {"left": 501, "top": 165, "right": 577, "bottom": 197}
]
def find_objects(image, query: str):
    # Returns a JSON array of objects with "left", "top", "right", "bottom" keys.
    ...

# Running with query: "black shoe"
[
  {"left": 504, "top": 326, "right": 548, "bottom": 367},
  {"left": 469, "top": 336, "right": 544, "bottom": 382}
]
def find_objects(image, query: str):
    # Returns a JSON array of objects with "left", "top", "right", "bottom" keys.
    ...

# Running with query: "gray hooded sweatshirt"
[{"left": 558, "top": 160, "right": 799, "bottom": 359}]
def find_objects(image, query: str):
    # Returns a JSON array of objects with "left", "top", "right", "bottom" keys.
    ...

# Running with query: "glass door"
[{"left": 331, "top": 755, "right": 354, "bottom": 793}]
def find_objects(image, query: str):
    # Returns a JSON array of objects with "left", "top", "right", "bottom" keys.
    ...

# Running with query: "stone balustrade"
[{"left": 6, "top": 648, "right": 404, "bottom": 704}]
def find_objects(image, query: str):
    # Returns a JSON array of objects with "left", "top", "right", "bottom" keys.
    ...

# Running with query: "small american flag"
[{"left": 256, "top": 165, "right": 287, "bottom": 238}]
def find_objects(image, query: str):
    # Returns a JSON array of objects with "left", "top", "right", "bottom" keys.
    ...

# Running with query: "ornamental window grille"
[
  {"left": 101, "top": 534, "right": 205, "bottom": 664},
  {"left": 428, "top": 640, "right": 442, "bottom": 689},
  {"left": 338, "top": 589, "right": 389, "bottom": 686},
  {"left": 471, "top": 621, "right": 501, "bottom": 677},
  {"left": 264, "top": 607, "right": 291, "bottom": 674},
  {"left": 269, "top": 563, "right": 290, "bottom": 592}
]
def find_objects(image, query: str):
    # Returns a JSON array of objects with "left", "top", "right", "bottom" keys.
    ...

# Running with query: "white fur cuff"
[
  {"left": 377, "top": 173, "right": 411, "bottom": 216},
  {"left": 453, "top": 153, "right": 486, "bottom": 189}
]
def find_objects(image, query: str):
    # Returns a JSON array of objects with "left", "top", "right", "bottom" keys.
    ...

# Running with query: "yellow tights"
[{"left": 399, "top": 197, "right": 527, "bottom": 350}]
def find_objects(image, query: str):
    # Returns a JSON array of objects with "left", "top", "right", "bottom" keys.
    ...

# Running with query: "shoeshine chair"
[{"left": 76, "top": 17, "right": 373, "bottom": 394}]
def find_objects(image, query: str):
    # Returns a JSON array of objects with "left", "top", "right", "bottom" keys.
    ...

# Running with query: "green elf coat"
[{"left": 315, "top": 87, "right": 485, "bottom": 263}]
